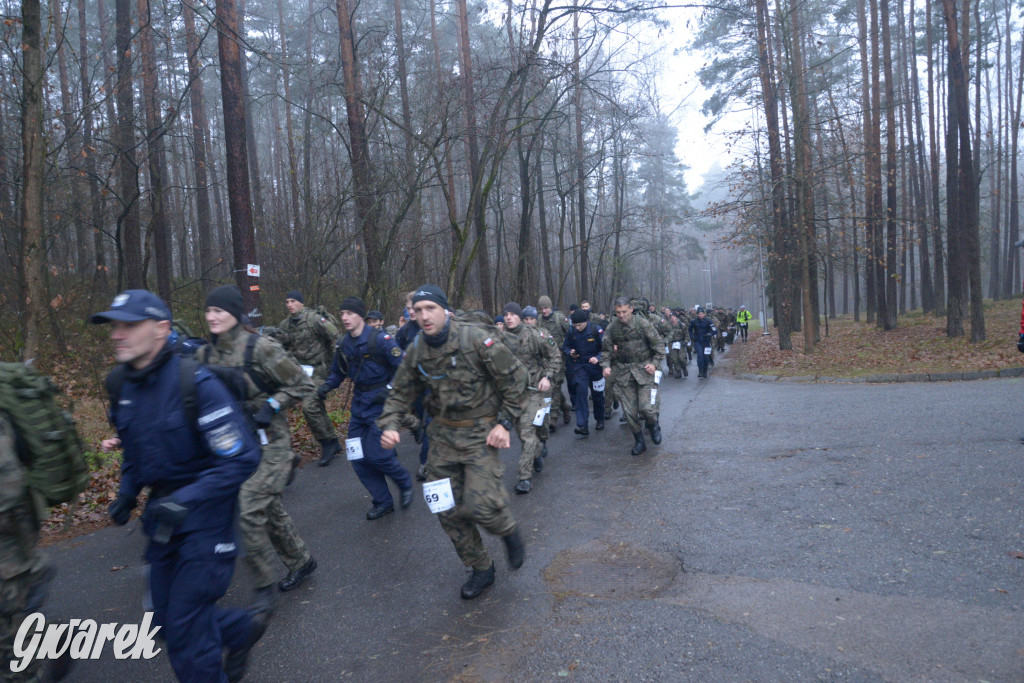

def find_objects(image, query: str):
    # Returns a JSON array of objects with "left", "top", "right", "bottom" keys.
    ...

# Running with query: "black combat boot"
[
  {"left": 534, "top": 456, "right": 544, "bottom": 473},
  {"left": 250, "top": 584, "right": 277, "bottom": 614},
  {"left": 631, "top": 431, "right": 647, "bottom": 456},
  {"left": 648, "top": 421, "right": 662, "bottom": 445},
  {"left": 682, "top": 365, "right": 688, "bottom": 378},
  {"left": 225, "top": 611, "right": 269, "bottom": 683},
  {"left": 460, "top": 564, "right": 496, "bottom": 599},
  {"left": 574, "top": 425, "right": 590, "bottom": 438},
  {"left": 278, "top": 557, "right": 317, "bottom": 591},
  {"left": 595, "top": 418, "right": 604, "bottom": 430},
  {"left": 318, "top": 438, "right": 341, "bottom": 467},
  {"left": 503, "top": 528, "right": 526, "bottom": 569}
]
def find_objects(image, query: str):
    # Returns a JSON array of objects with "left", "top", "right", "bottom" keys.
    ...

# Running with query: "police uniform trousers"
[
  {"left": 571, "top": 362, "right": 605, "bottom": 429},
  {"left": 695, "top": 343, "right": 712, "bottom": 376},
  {"left": 425, "top": 422, "right": 517, "bottom": 572},
  {"left": 349, "top": 391, "right": 412, "bottom": 507},
  {"left": 301, "top": 363, "right": 336, "bottom": 442},
  {"left": 238, "top": 418, "right": 312, "bottom": 589},
  {"left": 147, "top": 533, "right": 254, "bottom": 683},
  {"left": 515, "top": 390, "right": 548, "bottom": 482},
  {"left": 612, "top": 366, "right": 660, "bottom": 433}
]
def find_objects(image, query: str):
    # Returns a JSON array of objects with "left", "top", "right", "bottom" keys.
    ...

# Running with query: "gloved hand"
[
  {"left": 1018, "top": 333, "right": 1024, "bottom": 354},
  {"left": 317, "top": 383, "right": 331, "bottom": 400},
  {"left": 253, "top": 400, "right": 277, "bottom": 427},
  {"left": 109, "top": 495, "right": 137, "bottom": 525}
]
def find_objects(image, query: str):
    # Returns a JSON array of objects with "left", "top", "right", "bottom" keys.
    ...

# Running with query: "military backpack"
[
  {"left": 313, "top": 305, "right": 341, "bottom": 331},
  {"left": 0, "top": 363, "right": 89, "bottom": 507}
]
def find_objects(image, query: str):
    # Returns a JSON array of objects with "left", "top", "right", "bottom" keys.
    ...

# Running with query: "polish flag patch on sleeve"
[{"left": 484, "top": 337, "right": 494, "bottom": 347}]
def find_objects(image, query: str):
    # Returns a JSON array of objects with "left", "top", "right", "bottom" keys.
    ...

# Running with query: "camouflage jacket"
[
  {"left": 0, "top": 413, "right": 43, "bottom": 579},
  {"left": 502, "top": 324, "right": 563, "bottom": 389},
  {"left": 377, "top": 318, "right": 528, "bottom": 430},
  {"left": 668, "top": 319, "right": 689, "bottom": 343},
  {"left": 537, "top": 311, "right": 569, "bottom": 346},
  {"left": 198, "top": 325, "right": 314, "bottom": 442},
  {"left": 600, "top": 313, "right": 665, "bottom": 382},
  {"left": 278, "top": 308, "right": 339, "bottom": 368}
]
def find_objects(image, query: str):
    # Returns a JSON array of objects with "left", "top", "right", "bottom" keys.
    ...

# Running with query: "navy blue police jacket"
[
  {"left": 323, "top": 325, "right": 404, "bottom": 419},
  {"left": 563, "top": 322, "right": 605, "bottom": 379},
  {"left": 110, "top": 344, "right": 260, "bottom": 545},
  {"left": 689, "top": 317, "right": 717, "bottom": 347}
]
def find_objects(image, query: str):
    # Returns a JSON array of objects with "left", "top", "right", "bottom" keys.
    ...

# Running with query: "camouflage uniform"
[
  {"left": 0, "top": 414, "right": 46, "bottom": 682},
  {"left": 537, "top": 311, "right": 570, "bottom": 427},
  {"left": 199, "top": 326, "right": 315, "bottom": 589},
  {"left": 668, "top": 318, "right": 689, "bottom": 378},
  {"left": 378, "top": 318, "right": 528, "bottom": 571},
  {"left": 601, "top": 313, "right": 665, "bottom": 433},
  {"left": 502, "top": 323, "right": 562, "bottom": 482},
  {"left": 278, "top": 308, "right": 340, "bottom": 442}
]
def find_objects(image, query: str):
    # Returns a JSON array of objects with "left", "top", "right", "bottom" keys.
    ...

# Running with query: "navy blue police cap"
[{"left": 90, "top": 290, "right": 171, "bottom": 324}]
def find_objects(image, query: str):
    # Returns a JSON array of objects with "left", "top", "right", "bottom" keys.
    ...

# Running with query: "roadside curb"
[{"left": 732, "top": 367, "right": 1024, "bottom": 384}]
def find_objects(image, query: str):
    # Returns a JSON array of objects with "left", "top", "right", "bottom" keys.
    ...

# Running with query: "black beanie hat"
[
  {"left": 502, "top": 302, "right": 523, "bottom": 319},
  {"left": 570, "top": 309, "right": 589, "bottom": 324},
  {"left": 411, "top": 284, "right": 450, "bottom": 310},
  {"left": 339, "top": 296, "right": 367, "bottom": 318},
  {"left": 285, "top": 289, "right": 304, "bottom": 304},
  {"left": 205, "top": 285, "right": 244, "bottom": 324}
]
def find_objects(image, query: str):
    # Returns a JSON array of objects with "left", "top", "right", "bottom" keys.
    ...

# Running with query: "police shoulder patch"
[
  {"left": 390, "top": 346, "right": 402, "bottom": 357},
  {"left": 384, "top": 334, "right": 392, "bottom": 340},
  {"left": 206, "top": 422, "right": 244, "bottom": 457}
]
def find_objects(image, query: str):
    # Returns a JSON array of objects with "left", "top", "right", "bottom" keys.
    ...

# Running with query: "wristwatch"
[{"left": 497, "top": 418, "right": 513, "bottom": 431}]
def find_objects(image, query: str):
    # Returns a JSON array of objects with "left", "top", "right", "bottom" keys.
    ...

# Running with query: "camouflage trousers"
[
  {"left": 301, "top": 365, "right": 335, "bottom": 442},
  {"left": 515, "top": 391, "right": 549, "bottom": 482},
  {"left": 239, "top": 439, "right": 312, "bottom": 588},
  {"left": 548, "top": 373, "right": 569, "bottom": 427},
  {"left": 0, "top": 570, "right": 47, "bottom": 682},
  {"left": 426, "top": 422, "right": 517, "bottom": 572},
  {"left": 613, "top": 368, "right": 661, "bottom": 433},
  {"left": 669, "top": 347, "right": 688, "bottom": 376}
]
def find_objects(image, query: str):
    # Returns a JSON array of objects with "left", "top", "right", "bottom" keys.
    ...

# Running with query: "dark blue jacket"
[
  {"left": 111, "top": 345, "right": 260, "bottom": 541},
  {"left": 689, "top": 316, "right": 718, "bottom": 347},
  {"left": 395, "top": 320, "right": 420, "bottom": 350},
  {"left": 324, "top": 325, "right": 404, "bottom": 420},
  {"left": 563, "top": 322, "right": 604, "bottom": 363}
]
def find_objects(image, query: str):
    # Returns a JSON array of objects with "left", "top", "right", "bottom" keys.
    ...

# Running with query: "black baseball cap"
[{"left": 89, "top": 290, "right": 171, "bottom": 324}]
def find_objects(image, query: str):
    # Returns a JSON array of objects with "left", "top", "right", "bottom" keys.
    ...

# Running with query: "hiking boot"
[
  {"left": 503, "top": 528, "right": 525, "bottom": 569},
  {"left": 225, "top": 611, "right": 269, "bottom": 683},
  {"left": 318, "top": 438, "right": 341, "bottom": 467},
  {"left": 515, "top": 479, "right": 532, "bottom": 494},
  {"left": 630, "top": 432, "right": 647, "bottom": 456},
  {"left": 460, "top": 564, "right": 495, "bottom": 599},
  {"left": 400, "top": 487, "right": 414, "bottom": 508},
  {"left": 366, "top": 504, "right": 395, "bottom": 520},
  {"left": 416, "top": 463, "right": 428, "bottom": 481},
  {"left": 595, "top": 420, "right": 604, "bottom": 431},
  {"left": 533, "top": 456, "right": 543, "bottom": 473},
  {"left": 278, "top": 557, "right": 317, "bottom": 592},
  {"left": 648, "top": 422, "right": 662, "bottom": 445}
]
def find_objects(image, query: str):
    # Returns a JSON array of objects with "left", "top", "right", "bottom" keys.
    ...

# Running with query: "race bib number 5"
[{"left": 423, "top": 478, "right": 455, "bottom": 513}]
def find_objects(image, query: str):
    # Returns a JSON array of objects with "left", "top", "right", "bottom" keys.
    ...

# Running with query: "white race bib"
[
  {"left": 423, "top": 478, "right": 455, "bottom": 513},
  {"left": 664, "top": 346, "right": 670, "bottom": 354},
  {"left": 257, "top": 429, "right": 269, "bottom": 446},
  {"left": 345, "top": 437, "right": 364, "bottom": 460},
  {"left": 591, "top": 378, "right": 606, "bottom": 392},
  {"left": 650, "top": 388, "right": 658, "bottom": 405},
  {"left": 543, "top": 397, "right": 552, "bottom": 415},
  {"left": 532, "top": 407, "right": 547, "bottom": 426},
  {"left": 654, "top": 370, "right": 663, "bottom": 385},
  {"left": 704, "top": 347, "right": 712, "bottom": 356},
  {"left": 301, "top": 364, "right": 314, "bottom": 377},
  {"left": 671, "top": 342, "right": 681, "bottom": 350}
]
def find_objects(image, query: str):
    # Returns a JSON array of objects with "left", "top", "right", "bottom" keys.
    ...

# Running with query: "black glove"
[
  {"left": 253, "top": 401, "right": 276, "bottom": 427},
  {"left": 1018, "top": 334, "right": 1024, "bottom": 354},
  {"left": 317, "top": 383, "right": 331, "bottom": 400},
  {"left": 109, "top": 495, "right": 137, "bottom": 526}
]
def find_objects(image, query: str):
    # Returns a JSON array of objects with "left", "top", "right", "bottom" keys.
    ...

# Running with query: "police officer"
[
  {"left": 689, "top": 306, "right": 717, "bottom": 379},
  {"left": 93, "top": 290, "right": 266, "bottom": 683},
  {"left": 379, "top": 285, "right": 527, "bottom": 600},
  {"left": 319, "top": 297, "right": 414, "bottom": 520},
  {"left": 562, "top": 308, "right": 605, "bottom": 437},
  {"left": 199, "top": 285, "right": 318, "bottom": 610},
  {"left": 275, "top": 290, "right": 342, "bottom": 466},
  {"left": 502, "top": 303, "right": 561, "bottom": 494},
  {"left": 366, "top": 311, "right": 384, "bottom": 330},
  {"left": 601, "top": 296, "right": 665, "bottom": 456}
]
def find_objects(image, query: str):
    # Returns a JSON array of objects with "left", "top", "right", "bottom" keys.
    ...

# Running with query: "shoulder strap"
[
  {"left": 244, "top": 333, "right": 277, "bottom": 395},
  {"left": 104, "top": 365, "right": 128, "bottom": 423},
  {"left": 178, "top": 358, "right": 201, "bottom": 427}
]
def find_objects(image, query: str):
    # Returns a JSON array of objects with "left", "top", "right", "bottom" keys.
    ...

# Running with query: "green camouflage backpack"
[
  {"left": 0, "top": 363, "right": 89, "bottom": 507},
  {"left": 313, "top": 305, "right": 341, "bottom": 332}
]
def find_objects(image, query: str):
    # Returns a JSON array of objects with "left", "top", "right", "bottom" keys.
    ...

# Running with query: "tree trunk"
[
  {"left": 78, "top": 0, "right": 108, "bottom": 286},
  {"left": 20, "top": 0, "right": 45, "bottom": 360},
  {"left": 216, "top": 0, "right": 259, "bottom": 315},
  {"left": 880, "top": 0, "right": 898, "bottom": 329},
  {"left": 572, "top": 11, "right": 589, "bottom": 300},
  {"left": 927, "top": 0, "right": 946, "bottom": 314},
  {"left": 115, "top": 0, "right": 143, "bottom": 288},
  {"left": 183, "top": 0, "right": 214, "bottom": 281}
]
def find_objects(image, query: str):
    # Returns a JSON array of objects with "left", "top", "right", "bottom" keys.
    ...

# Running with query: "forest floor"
[{"left": 735, "top": 297, "right": 1024, "bottom": 378}]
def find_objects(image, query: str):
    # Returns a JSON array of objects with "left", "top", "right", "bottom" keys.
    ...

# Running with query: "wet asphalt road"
[{"left": 45, "top": 347, "right": 1024, "bottom": 681}]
